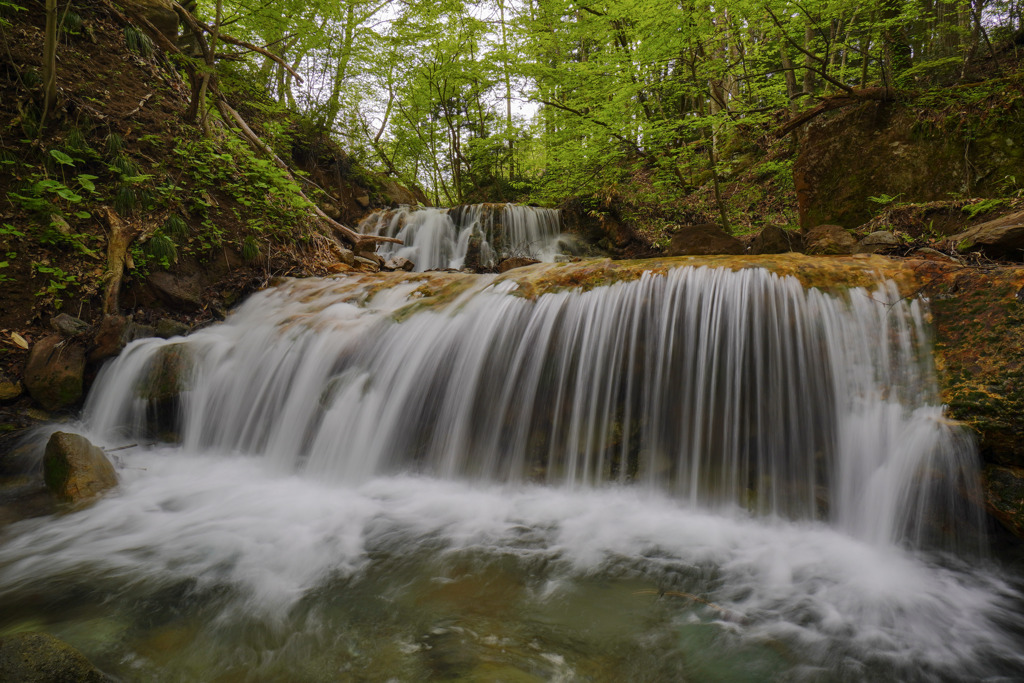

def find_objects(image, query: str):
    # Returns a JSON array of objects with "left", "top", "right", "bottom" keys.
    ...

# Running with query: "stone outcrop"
[
  {"left": 43, "top": 432, "right": 118, "bottom": 503},
  {"left": 23, "top": 336, "right": 86, "bottom": 411},
  {"left": 794, "top": 99, "right": 1024, "bottom": 229},
  {"left": 0, "top": 632, "right": 110, "bottom": 683},
  {"left": 664, "top": 224, "right": 744, "bottom": 256},
  {"left": 147, "top": 271, "right": 204, "bottom": 311}
]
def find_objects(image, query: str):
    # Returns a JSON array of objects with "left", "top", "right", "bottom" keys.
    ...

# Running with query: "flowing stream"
[
  {"left": 358, "top": 204, "right": 568, "bottom": 271},
  {"left": 1, "top": 264, "right": 1023, "bottom": 681}
]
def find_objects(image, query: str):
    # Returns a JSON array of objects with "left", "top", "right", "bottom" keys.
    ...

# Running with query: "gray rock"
[
  {"left": 0, "top": 632, "right": 110, "bottom": 682},
  {"left": 43, "top": 432, "right": 118, "bottom": 503},
  {"left": 854, "top": 230, "right": 900, "bottom": 254},
  {"left": 23, "top": 336, "right": 85, "bottom": 411},
  {"left": 148, "top": 271, "right": 204, "bottom": 311},
  {"left": 49, "top": 314, "right": 89, "bottom": 337}
]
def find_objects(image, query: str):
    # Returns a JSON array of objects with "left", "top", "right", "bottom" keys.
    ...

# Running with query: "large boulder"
[
  {"left": 664, "top": 224, "right": 744, "bottom": 256},
  {"left": 43, "top": 432, "right": 118, "bottom": 503},
  {"left": 944, "top": 210, "right": 1024, "bottom": 260},
  {"left": 750, "top": 224, "right": 804, "bottom": 254},
  {"left": 23, "top": 336, "right": 85, "bottom": 411},
  {"left": 804, "top": 224, "right": 857, "bottom": 255},
  {"left": 0, "top": 632, "right": 110, "bottom": 682}
]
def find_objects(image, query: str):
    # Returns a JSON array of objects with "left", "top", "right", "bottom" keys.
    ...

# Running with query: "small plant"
[
  {"left": 124, "top": 25, "right": 153, "bottom": 57},
  {"left": 241, "top": 235, "right": 260, "bottom": 262},
  {"left": 867, "top": 193, "right": 903, "bottom": 206},
  {"left": 105, "top": 132, "right": 126, "bottom": 157},
  {"left": 65, "top": 127, "right": 92, "bottom": 154},
  {"left": 33, "top": 263, "right": 76, "bottom": 308},
  {"left": 163, "top": 213, "right": 189, "bottom": 239},
  {"left": 109, "top": 154, "right": 140, "bottom": 178},
  {"left": 60, "top": 11, "right": 84, "bottom": 36},
  {"left": 147, "top": 233, "right": 178, "bottom": 267},
  {"left": 113, "top": 185, "right": 139, "bottom": 215}
]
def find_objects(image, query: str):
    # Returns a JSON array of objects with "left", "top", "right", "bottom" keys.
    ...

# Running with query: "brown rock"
[
  {"left": 944, "top": 210, "right": 1024, "bottom": 259},
  {"left": 23, "top": 336, "right": 85, "bottom": 411},
  {"left": 49, "top": 313, "right": 89, "bottom": 338},
  {"left": 89, "top": 315, "right": 157, "bottom": 362},
  {"left": 0, "top": 372, "right": 21, "bottom": 401},
  {"left": 750, "top": 225, "right": 804, "bottom": 255},
  {"left": 664, "top": 224, "right": 744, "bottom": 256},
  {"left": 804, "top": 224, "right": 857, "bottom": 255},
  {"left": 43, "top": 432, "right": 118, "bottom": 503},
  {"left": 353, "top": 256, "right": 380, "bottom": 273},
  {"left": 497, "top": 257, "right": 540, "bottom": 273}
]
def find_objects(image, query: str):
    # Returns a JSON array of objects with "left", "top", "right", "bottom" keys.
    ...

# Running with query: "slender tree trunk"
[{"left": 41, "top": 0, "right": 58, "bottom": 128}]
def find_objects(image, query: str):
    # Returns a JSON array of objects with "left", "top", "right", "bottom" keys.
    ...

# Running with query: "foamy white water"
[
  {"left": 359, "top": 203, "right": 567, "bottom": 270},
  {"left": 1, "top": 264, "right": 1020, "bottom": 681}
]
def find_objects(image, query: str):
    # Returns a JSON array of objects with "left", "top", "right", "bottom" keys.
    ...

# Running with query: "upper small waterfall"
[
  {"left": 358, "top": 203, "right": 565, "bottom": 271},
  {"left": 82, "top": 264, "right": 983, "bottom": 553}
]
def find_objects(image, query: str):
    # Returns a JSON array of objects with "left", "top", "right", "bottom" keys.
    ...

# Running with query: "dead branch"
[{"left": 100, "top": 207, "right": 142, "bottom": 315}]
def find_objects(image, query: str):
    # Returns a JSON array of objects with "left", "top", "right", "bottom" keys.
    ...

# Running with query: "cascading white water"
[
  {"left": 2, "top": 264, "right": 1021, "bottom": 681},
  {"left": 358, "top": 203, "right": 565, "bottom": 271},
  {"left": 82, "top": 266, "right": 979, "bottom": 551}
]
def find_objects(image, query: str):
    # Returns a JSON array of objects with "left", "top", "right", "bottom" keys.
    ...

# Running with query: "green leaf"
[
  {"left": 49, "top": 149, "right": 75, "bottom": 166},
  {"left": 56, "top": 188, "right": 83, "bottom": 203},
  {"left": 77, "top": 174, "right": 98, "bottom": 192},
  {"left": 74, "top": 210, "right": 91, "bottom": 219}
]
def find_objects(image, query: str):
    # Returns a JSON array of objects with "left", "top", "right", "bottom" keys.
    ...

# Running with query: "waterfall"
[
  {"left": 358, "top": 203, "right": 565, "bottom": 271},
  {"left": 82, "top": 265, "right": 982, "bottom": 552}
]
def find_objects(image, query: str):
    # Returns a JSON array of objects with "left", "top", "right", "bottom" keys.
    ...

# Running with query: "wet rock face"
[
  {"left": 663, "top": 224, "right": 744, "bottom": 256},
  {"left": 983, "top": 465, "right": 1024, "bottom": 538},
  {"left": 43, "top": 432, "right": 118, "bottom": 503},
  {"left": 23, "top": 336, "right": 85, "bottom": 411},
  {"left": 0, "top": 632, "right": 110, "bottom": 682}
]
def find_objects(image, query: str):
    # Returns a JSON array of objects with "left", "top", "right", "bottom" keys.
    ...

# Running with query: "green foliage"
[
  {"left": 32, "top": 263, "right": 76, "bottom": 307},
  {"left": 147, "top": 233, "right": 178, "bottom": 267},
  {"left": 963, "top": 199, "right": 1005, "bottom": 219},
  {"left": 105, "top": 132, "right": 126, "bottom": 158},
  {"left": 124, "top": 25, "right": 153, "bottom": 57},
  {"left": 241, "top": 235, "right": 260, "bottom": 262},
  {"left": 60, "top": 10, "right": 84, "bottom": 36},
  {"left": 164, "top": 213, "right": 189, "bottom": 239},
  {"left": 868, "top": 193, "right": 903, "bottom": 206}
]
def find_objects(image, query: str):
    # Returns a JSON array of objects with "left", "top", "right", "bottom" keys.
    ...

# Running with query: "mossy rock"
[
  {"left": 0, "top": 632, "right": 111, "bottom": 682},
  {"left": 43, "top": 432, "right": 117, "bottom": 503}
]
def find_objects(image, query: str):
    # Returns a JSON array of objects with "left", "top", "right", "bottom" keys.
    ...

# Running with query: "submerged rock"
[
  {"left": 0, "top": 632, "right": 110, "bottom": 682},
  {"left": 23, "top": 336, "right": 85, "bottom": 411},
  {"left": 664, "top": 224, "right": 744, "bottom": 256},
  {"left": 43, "top": 432, "right": 118, "bottom": 503}
]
